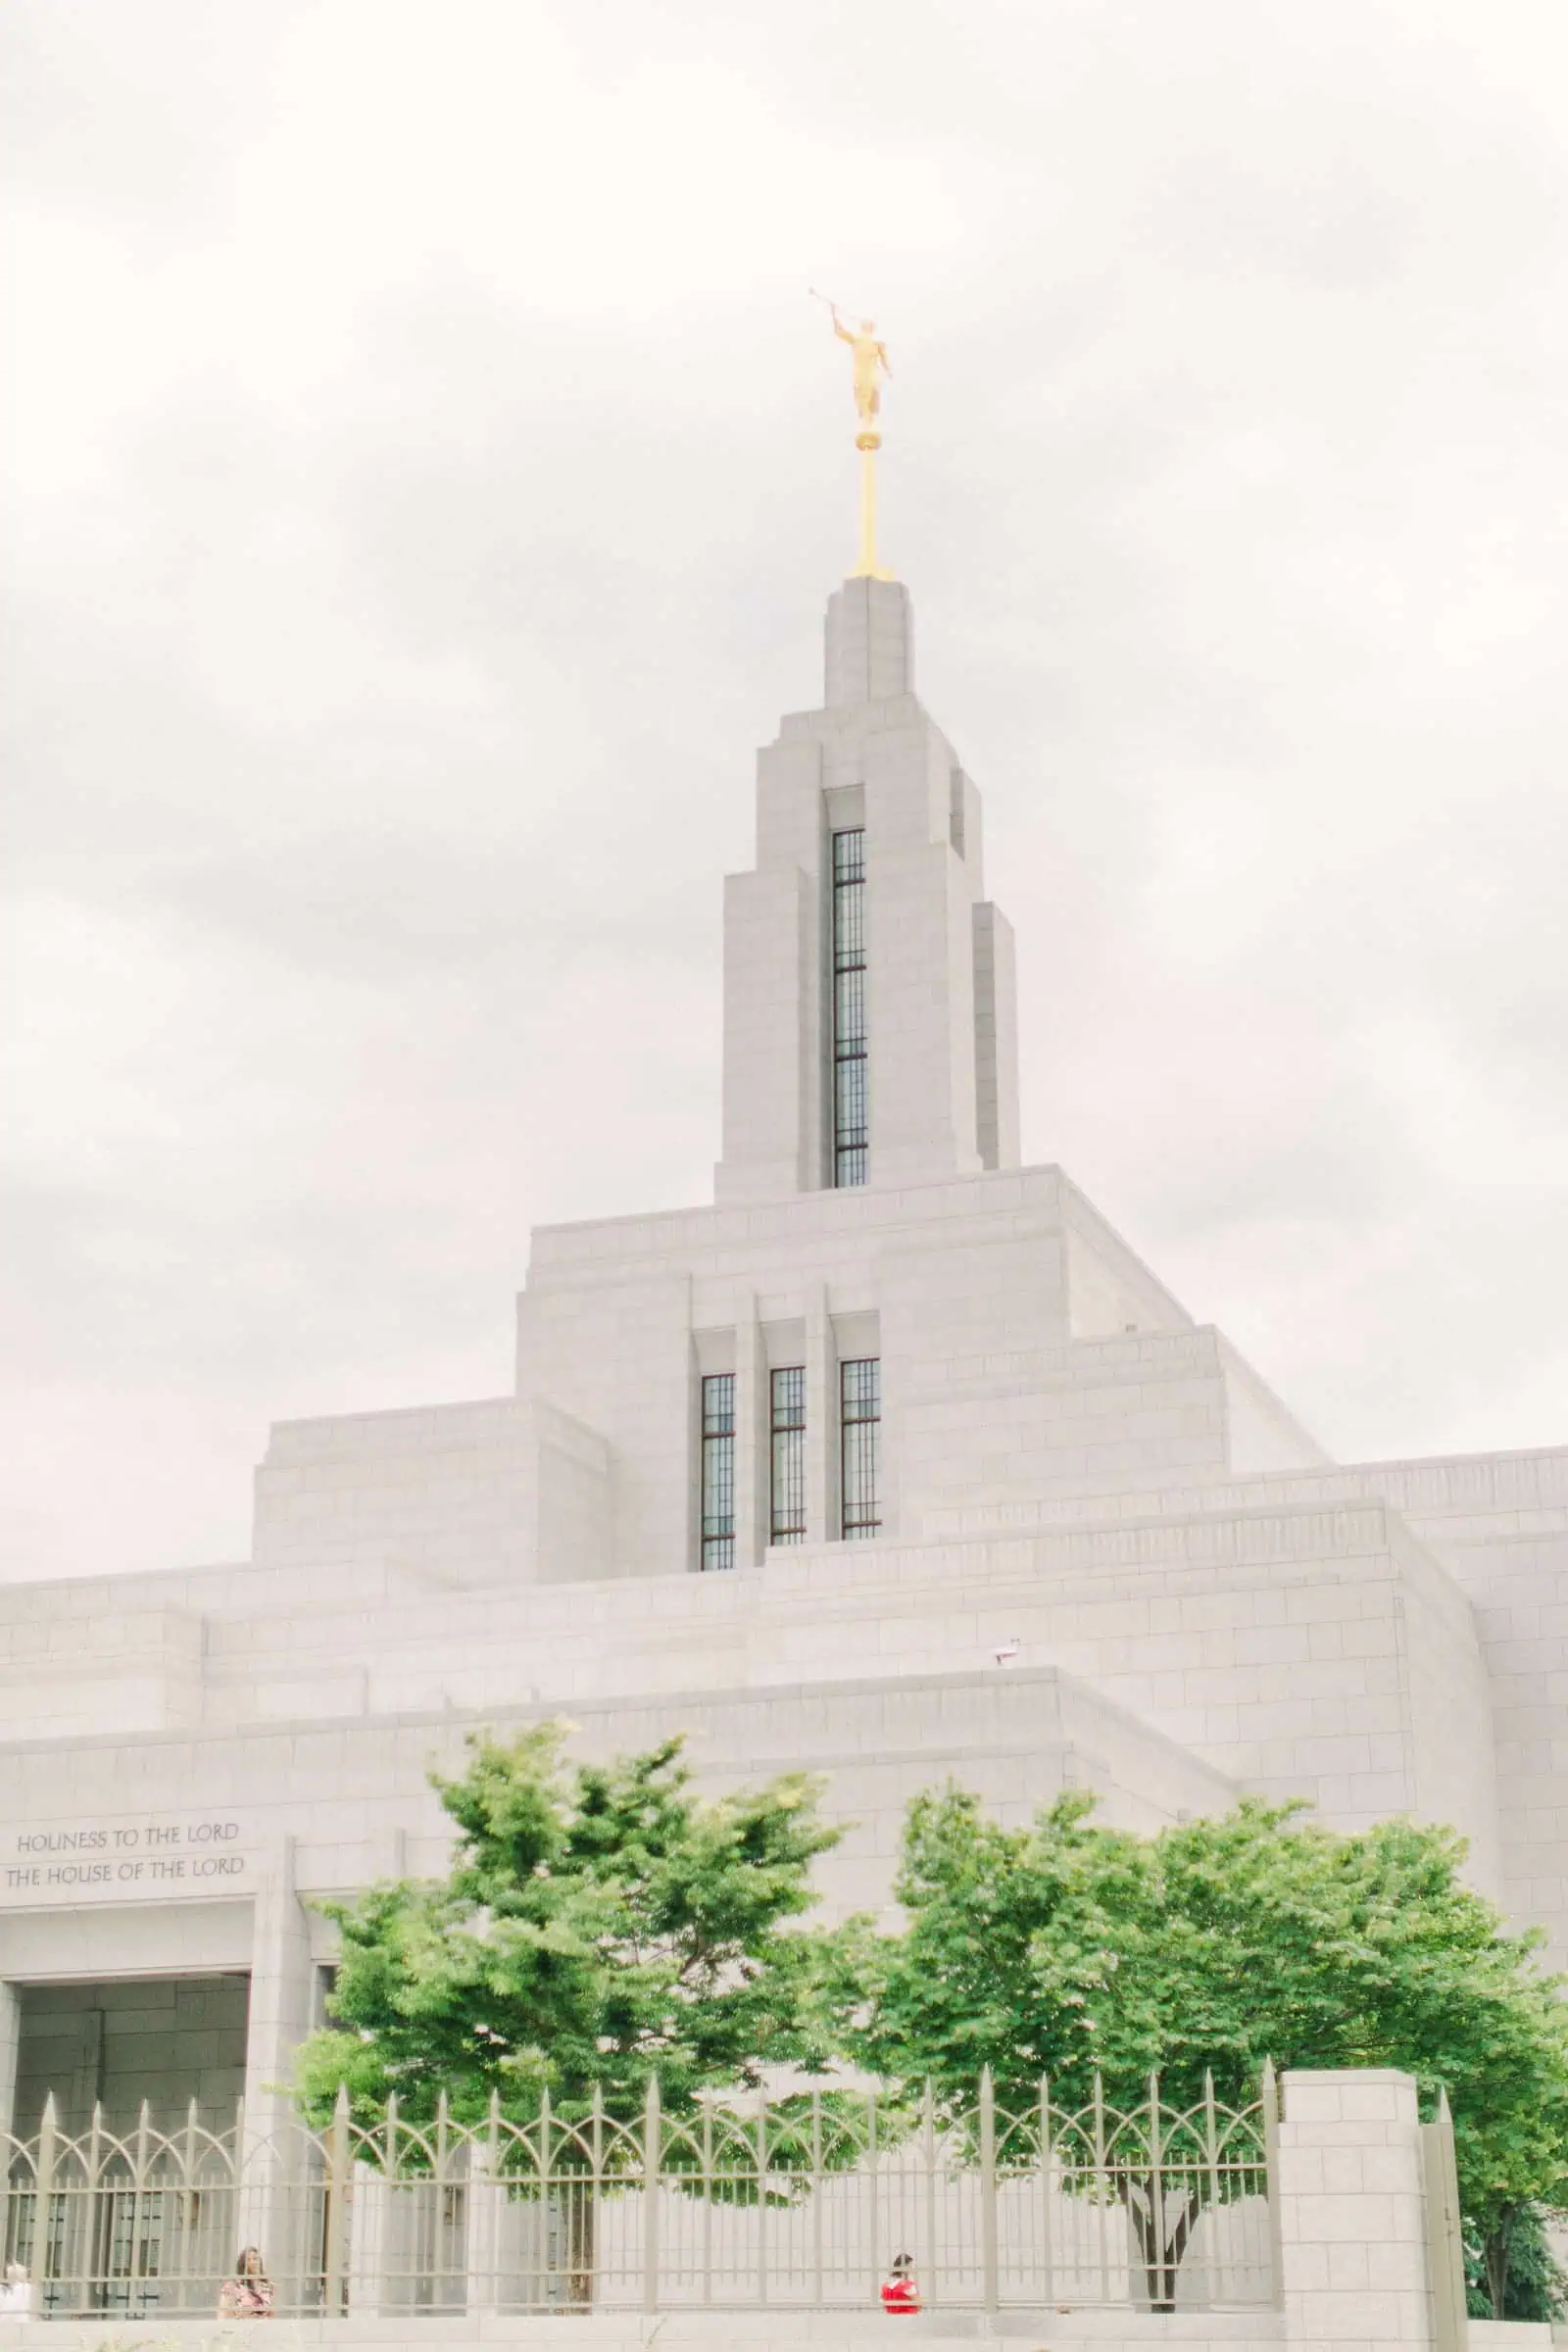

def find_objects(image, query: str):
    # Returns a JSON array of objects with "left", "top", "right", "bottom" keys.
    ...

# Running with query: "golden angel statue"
[
  {"left": 810, "top": 291, "right": 896, "bottom": 577},
  {"left": 823, "top": 300, "right": 892, "bottom": 448}
]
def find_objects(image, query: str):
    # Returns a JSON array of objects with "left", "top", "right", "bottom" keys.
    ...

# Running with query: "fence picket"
[
  {"left": 322, "top": 2082, "right": 351, "bottom": 2317},
  {"left": 1262, "top": 2059, "right": 1284, "bottom": 2313},
  {"left": 978, "top": 2066, "right": 999, "bottom": 2313},
  {"left": 34, "top": 2092, "right": 57, "bottom": 2308},
  {"left": 811, "top": 2086, "right": 824, "bottom": 2309},
  {"left": 922, "top": 2079, "right": 938, "bottom": 2307},
  {"left": 641, "top": 2075, "right": 660, "bottom": 2316},
  {"left": 1038, "top": 2073, "right": 1054, "bottom": 2310}
]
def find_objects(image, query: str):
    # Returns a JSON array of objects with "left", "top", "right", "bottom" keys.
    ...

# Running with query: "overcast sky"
[{"left": 3, "top": 0, "right": 1566, "bottom": 1582}]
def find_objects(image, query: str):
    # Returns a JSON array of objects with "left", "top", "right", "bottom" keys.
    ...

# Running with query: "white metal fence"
[{"left": 2, "top": 2071, "right": 1277, "bottom": 2321}]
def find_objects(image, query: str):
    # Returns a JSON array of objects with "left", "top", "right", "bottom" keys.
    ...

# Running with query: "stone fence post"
[{"left": 1276, "top": 2068, "right": 1440, "bottom": 2350}]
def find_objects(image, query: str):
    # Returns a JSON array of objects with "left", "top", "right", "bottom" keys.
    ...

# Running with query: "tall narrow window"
[
  {"left": 832, "top": 828, "right": 867, "bottom": 1187},
  {"left": 840, "top": 1357, "right": 881, "bottom": 1540},
  {"left": 700, "top": 1374, "right": 735, "bottom": 1572},
  {"left": 769, "top": 1367, "right": 807, "bottom": 1546}
]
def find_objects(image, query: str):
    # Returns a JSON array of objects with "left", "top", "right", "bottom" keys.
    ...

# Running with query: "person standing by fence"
[
  {"left": 880, "top": 2252, "right": 921, "bottom": 2316},
  {"left": 217, "top": 2247, "right": 273, "bottom": 2320}
]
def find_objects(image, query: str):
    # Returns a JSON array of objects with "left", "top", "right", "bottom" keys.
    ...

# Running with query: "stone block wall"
[
  {"left": 0, "top": 1669, "right": 1237, "bottom": 1956},
  {"left": 514, "top": 1163, "right": 1250, "bottom": 1571},
  {"left": 253, "top": 1396, "right": 611, "bottom": 1590},
  {"left": 1275, "top": 2068, "right": 1437, "bottom": 2349},
  {"left": 896, "top": 1328, "right": 1232, "bottom": 1519},
  {"left": 0, "top": 1602, "right": 203, "bottom": 1744},
  {"left": 10, "top": 1972, "right": 250, "bottom": 2137}
]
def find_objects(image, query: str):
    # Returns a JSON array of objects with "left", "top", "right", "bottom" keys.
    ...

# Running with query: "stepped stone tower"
[
  {"left": 2, "top": 549, "right": 1566, "bottom": 2150},
  {"left": 716, "top": 576, "right": 1016, "bottom": 1202}
]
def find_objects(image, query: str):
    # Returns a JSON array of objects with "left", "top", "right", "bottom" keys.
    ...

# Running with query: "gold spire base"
[{"left": 849, "top": 442, "right": 896, "bottom": 582}]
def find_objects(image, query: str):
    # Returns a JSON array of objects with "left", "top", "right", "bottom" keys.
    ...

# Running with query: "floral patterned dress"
[{"left": 218, "top": 2276, "right": 274, "bottom": 2319}]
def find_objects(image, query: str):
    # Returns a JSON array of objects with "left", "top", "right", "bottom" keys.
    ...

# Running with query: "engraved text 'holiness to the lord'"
[{"left": 4, "top": 1819, "right": 249, "bottom": 1893}]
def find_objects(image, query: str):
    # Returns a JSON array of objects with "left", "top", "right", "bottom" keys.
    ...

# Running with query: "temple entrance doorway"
[{"left": 9, "top": 1972, "right": 250, "bottom": 2140}]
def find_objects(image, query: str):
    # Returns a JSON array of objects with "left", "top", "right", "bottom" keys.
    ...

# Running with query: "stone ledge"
[{"left": 12, "top": 2316, "right": 1287, "bottom": 2352}]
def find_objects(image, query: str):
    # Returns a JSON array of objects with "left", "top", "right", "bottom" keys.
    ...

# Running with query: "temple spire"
[{"left": 714, "top": 567, "right": 1018, "bottom": 1205}]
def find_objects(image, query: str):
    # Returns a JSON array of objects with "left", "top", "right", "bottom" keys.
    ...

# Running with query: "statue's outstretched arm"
[{"left": 832, "top": 311, "right": 855, "bottom": 346}]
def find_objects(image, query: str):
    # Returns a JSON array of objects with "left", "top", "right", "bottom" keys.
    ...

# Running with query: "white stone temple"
[{"left": 2, "top": 567, "right": 1564, "bottom": 2164}]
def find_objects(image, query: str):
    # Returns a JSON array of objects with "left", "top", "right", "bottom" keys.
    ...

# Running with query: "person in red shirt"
[{"left": 880, "top": 2252, "right": 921, "bottom": 2316}]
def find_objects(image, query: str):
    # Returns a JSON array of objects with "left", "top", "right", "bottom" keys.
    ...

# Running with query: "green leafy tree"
[
  {"left": 828, "top": 1786, "right": 1568, "bottom": 2313},
  {"left": 293, "top": 1724, "right": 850, "bottom": 2298},
  {"left": 298, "top": 1731, "right": 851, "bottom": 2295},
  {"left": 1466, "top": 2203, "right": 1568, "bottom": 2322},
  {"left": 296, "top": 1725, "right": 843, "bottom": 2132}
]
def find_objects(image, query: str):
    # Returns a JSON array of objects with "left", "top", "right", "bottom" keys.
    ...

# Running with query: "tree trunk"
[
  {"left": 1124, "top": 2177, "right": 1201, "bottom": 2312},
  {"left": 564, "top": 2180, "right": 596, "bottom": 2308},
  {"left": 1485, "top": 2228, "right": 1510, "bottom": 2323}
]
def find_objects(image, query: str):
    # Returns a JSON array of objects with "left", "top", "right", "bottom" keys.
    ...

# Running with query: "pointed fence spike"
[
  {"left": 334, "top": 2082, "right": 351, "bottom": 2118},
  {"left": 1438, "top": 2084, "right": 1452, "bottom": 2123},
  {"left": 35, "top": 2091, "right": 59, "bottom": 2228}
]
